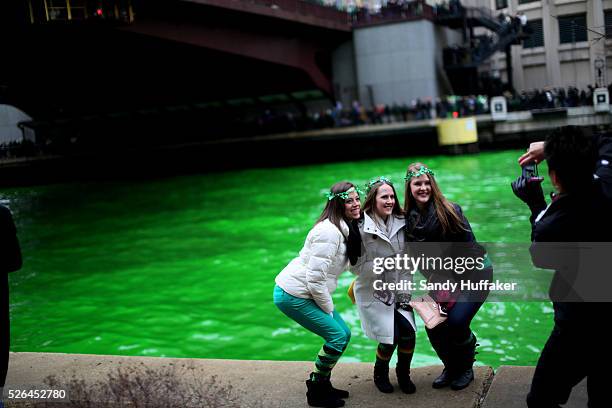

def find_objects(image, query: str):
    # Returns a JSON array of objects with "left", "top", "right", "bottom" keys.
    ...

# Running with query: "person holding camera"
[
  {"left": 403, "top": 162, "right": 492, "bottom": 391},
  {"left": 512, "top": 126, "right": 611, "bottom": 407},
  {"left": 1, "top": 204, "right": 22, "bottom": 406},
  {"left": 273, "top": 181, "right": 362, "bottom": 408},
  {"left": 350, "top": 177, "right": 417, "bottom": 395}
]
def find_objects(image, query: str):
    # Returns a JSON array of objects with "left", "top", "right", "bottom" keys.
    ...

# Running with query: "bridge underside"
[
  {"left": 2, "top": 0, "right": 352, "bottom": 121},
  {"left": 3, "top": 23, "right": 326, "bottom": 120}
]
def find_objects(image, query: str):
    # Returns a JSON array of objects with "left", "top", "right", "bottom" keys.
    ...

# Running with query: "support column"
[
  {"left": 505, "top": 45, "right": 514, "bottom": 91},
  {"left": 542, "top": 0, "right": 561, "bottom": 86}
]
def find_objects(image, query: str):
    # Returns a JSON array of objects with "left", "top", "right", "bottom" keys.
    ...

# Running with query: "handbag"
[{"left": 409, "top": 294, "right": 447, "bottom": 329}]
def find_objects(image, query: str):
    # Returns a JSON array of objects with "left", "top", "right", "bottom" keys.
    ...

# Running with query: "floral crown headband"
[
  {"left": 405, "top": 166, "right": 434, "bottom": 181},
  {"left": 365, "top": 176, "right": 393, "bottom": 193},
  {"left": 325, "top": 186, "right": 364, "bottom": 201}
]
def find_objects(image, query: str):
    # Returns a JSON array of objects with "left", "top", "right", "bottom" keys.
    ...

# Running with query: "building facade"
[{"left": 488, "top": 0, "right": 611, "bottom": 91}]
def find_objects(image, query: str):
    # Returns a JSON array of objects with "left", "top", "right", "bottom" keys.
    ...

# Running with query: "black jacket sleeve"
[{"left": 0, "top": 205, "right": 22, "bottom": 273}]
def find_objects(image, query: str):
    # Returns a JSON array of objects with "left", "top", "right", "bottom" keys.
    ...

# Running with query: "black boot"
[
  {"left": 306, "top": 376, "right": 345, "bottom": 408},
  {"left": 450, "top": 368, "right": 474, "bottom": 391},
  {"left": 432, "top": 368, "right": 453, "bottom": 389},
  {"left": 449, "top": 334, "right": 478, "bottom": 391},
  {"left": 373, "top": 361, "right": 394, "bottom": 393},
  {"left": 395, "top": 363, "right": 416, "bottom": 394},
  {"left": 427, "top": 326, "right": 453, "bottom": 389},
  {"left": 322, "top": 375, "right": 349, "bottom": 399}
]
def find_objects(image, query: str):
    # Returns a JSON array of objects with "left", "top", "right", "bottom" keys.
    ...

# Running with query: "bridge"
[
  {"left": 0, "top": 0, "right": 550, "bottom": 167},
  {"left": 1, "top": 0, "right": 351, "bottom": 121}
]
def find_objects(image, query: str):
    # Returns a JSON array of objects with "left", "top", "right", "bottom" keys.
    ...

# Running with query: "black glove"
[
  {"left": 347, "top": 219, "right": 362, "bottom": 266},
  {"left": 511, "top": 174, "right": 546, "bottom": 212}
]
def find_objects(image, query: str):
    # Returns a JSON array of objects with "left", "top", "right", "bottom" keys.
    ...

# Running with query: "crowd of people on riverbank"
[
  {"left": 254, "top": 96, "right": 488, "bottom": 135},
  {"left": 252, "top": 85, "right": 600, "bottom": 135},
  {"left": 0, "top": 82, "right": 605, "bottom": 160},
  {"left": 505, "top": 85, "right": 600, "bottom": 110}
]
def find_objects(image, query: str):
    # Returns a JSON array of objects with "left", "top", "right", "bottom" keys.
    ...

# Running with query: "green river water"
[{"left": 2, "top": 150, "right": 556, "bottom": 368}]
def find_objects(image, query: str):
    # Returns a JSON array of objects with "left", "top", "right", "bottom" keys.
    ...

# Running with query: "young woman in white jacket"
[
  {"left": 350, "top": 177, "right": 417, "bottom": 395},
  {"left": 274, "top": 181, "right": 362, "bottom": 408}
]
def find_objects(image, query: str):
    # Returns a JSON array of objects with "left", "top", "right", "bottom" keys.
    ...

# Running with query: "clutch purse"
[
  {"left": 347, "top": 279, "right": 356, "bottom": 304},
  {"left": 409, "top": 294, "right": 447, "bottom": 329}
]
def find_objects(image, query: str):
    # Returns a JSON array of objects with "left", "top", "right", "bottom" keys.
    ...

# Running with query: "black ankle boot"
[
  {"left": 321, "top": 375, "right": 349, "bottom": 399},
  {"left": 426, "top": 325, "right": 453, "bottom": 389},
  {"left": 449, "top": 333, "right": 478, "bottom": 391},
  {"left": 450, "top": 368, "right": 474, "bottom": 391},
  {"left": 373, "top": 361, "right": 394, "bottom": 393},
  {"left": 306, "top": 378, "right": 345, "bottom": 408},
  {"left": 395, "top": 364, "right": 416, "bottom": 394},
  {"left": 432, "top": 368, "right": 453, "bottom": 389}
]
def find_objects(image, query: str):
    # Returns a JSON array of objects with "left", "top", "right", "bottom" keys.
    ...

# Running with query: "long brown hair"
[
  {"left": 404, "top": 162, "right": 467, "bottom": 236},
  {"left": 316, "top": 181, "right": 358, "bottom": 232},
  {"left": 362, "top": 180, "right": 403, "bottom": 217}
]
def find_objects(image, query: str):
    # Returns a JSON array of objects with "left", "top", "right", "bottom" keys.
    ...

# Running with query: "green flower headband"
[
  {"left": 325, "top": 186, "right": 364, "bottom": 201},
  {"left": 365, "top": 176, "right": 393, "bottom": 193},
  {"left": 405, "top": 166, "right": 434, "bottom": 181}
]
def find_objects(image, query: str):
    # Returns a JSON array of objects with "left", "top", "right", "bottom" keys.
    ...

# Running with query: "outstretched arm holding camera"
[{"left": 511, "top": 150, "right": 547, "bottom": 232}]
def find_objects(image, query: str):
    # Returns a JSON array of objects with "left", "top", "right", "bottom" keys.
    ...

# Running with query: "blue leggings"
[{"left": 273, "top": 285, "right": 351, "bottom": 354}]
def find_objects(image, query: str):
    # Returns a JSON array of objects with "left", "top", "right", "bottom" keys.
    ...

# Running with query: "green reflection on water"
[{"left": 2, "top": 150, "right": 555, "bottom": 367}]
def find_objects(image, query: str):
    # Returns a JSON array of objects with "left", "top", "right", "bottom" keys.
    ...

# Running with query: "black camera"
[{"left": 522, "top": 163, "right": 540, "bottom": 181}]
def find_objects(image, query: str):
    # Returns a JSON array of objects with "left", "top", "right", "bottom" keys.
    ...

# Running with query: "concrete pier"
[{"left": 3, "top": 352, "right": 589, "bottom": 407}]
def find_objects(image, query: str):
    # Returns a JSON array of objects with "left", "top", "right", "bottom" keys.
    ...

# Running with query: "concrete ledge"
[
  {"left": 4, "top": 354, "right": 591, "bottom": 407},
  {"left": 5, "top": 352, "right": 493, "bottom": 407},
  {"left": 481, "top": 365, "right": 587, "bottom": 408}
]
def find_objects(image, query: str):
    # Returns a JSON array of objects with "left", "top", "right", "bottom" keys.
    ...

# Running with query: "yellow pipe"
[{"left": 66, "top": 0, "right": 72, "bottom": 20}]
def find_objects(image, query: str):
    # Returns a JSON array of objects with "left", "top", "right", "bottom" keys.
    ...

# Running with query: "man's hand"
[
  {"left": 511, "top": 174, "right": 546, "bottom": 211},
  {"left": 518, "top": 141, "right": 545, "bottom": 166}
]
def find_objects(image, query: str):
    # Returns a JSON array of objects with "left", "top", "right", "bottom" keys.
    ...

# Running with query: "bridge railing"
[
  {"left": 351, "top": 1, "right": 435, "bottom": 27},
  {"left": 236, "top": 0, "right": 351, "bottom": 23}
]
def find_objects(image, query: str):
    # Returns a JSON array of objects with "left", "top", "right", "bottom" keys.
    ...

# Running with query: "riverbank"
[
  {"left": 3, "top": 352, "right": 587, "bottom": 407},
  {"left": 0, "top": 115, "right": 535, "bottom": 187}
]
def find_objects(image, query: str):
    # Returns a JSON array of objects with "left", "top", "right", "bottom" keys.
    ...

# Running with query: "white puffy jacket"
[{"left": 275, "top": 218, "right": 349, "bottom": 314}]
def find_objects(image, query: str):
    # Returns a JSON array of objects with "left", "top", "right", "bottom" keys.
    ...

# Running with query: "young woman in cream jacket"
[{"left": 274, "top": 181, "right": 362, "bottom": 408}]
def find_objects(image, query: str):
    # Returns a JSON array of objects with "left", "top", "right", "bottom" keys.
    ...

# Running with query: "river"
[{"left": 2, "top": 149, "right": 555, "bottom": 368}]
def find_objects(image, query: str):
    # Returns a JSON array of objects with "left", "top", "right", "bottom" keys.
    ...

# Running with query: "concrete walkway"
[
  {"left": 3, "top": 353, "right": 588, "bottom": 407},
  {"left": 480, "top": 365, "right": 588, "bottom": 408}
]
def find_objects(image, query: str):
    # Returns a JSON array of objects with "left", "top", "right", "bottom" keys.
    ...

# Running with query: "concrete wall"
[
  {"left": 332, "top": 40, "right": 358, "bottom": 107},
  {"left": 0, "top": 104, "right": 30, "bottom": 144},
  {"left": 353, "top": 20, "right": 461, "bottom": 108}
]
